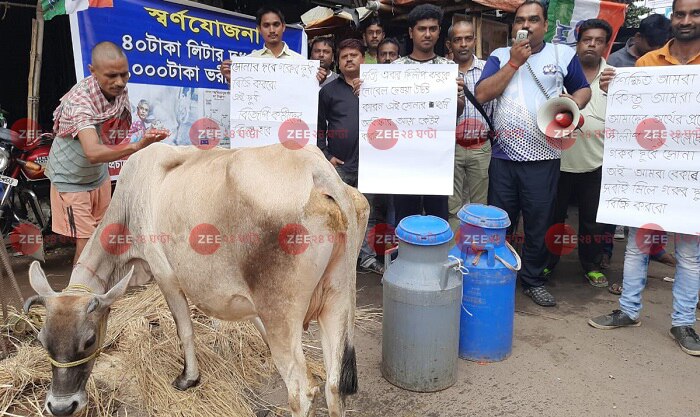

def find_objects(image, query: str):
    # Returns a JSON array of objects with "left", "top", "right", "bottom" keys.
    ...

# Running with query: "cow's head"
[{"left": 24, "top": 261, "right": 133, "bottom": 416}]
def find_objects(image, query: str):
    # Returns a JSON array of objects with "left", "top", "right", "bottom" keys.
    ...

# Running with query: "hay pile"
[{"left": 0, "top": 285, "right": 381, "bottom": 416}]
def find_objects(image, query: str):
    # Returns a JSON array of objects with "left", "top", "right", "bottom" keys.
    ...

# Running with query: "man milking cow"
[{"left": 46, "top": 41, "right": 169, "bottom": 265}]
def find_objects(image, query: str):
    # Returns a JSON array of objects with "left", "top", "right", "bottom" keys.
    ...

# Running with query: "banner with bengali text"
[
  {"left": 597, "top": 66, "right": 700, "bottom": 235},
  {"left": 69, "top": 0, "right": 306, "bottom": 178}
]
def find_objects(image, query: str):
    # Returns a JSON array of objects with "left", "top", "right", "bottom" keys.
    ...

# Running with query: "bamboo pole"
[
  {"left": 475, "top": 14, "right": 483, "bottom": 59},
  {"left": 0, "top": 1, "right": 38, "bottom": 8},
  {"left": 27, "top": 0, "right": 43, "bottom": 136}
]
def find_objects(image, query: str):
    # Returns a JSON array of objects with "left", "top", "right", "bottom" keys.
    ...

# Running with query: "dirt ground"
[{"left": 6, "top": 208, "right": 699, "bottom": 417}]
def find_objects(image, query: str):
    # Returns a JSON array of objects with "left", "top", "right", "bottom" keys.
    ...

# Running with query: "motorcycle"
[{"left": 0, "top": 113, "right": 53, "bottom": 262}]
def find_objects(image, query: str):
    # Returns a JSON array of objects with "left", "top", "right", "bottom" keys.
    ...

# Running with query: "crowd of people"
[{"left": 44, "top": 0, "right": 700, "bottom": 357}]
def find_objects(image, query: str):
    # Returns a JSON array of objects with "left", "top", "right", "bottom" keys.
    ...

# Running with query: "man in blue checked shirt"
[{"left": 447, "top": 20, "right": 493, "bottom": 231}]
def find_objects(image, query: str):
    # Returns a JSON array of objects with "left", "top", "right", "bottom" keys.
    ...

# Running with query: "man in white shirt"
[{"left": 220, "top": 6, "right": 326, "bottom": 84}]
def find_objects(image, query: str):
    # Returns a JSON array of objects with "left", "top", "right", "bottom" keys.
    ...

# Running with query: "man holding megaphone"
[{"left": 474, "top": 0, "right": 591, "bottom": 307}]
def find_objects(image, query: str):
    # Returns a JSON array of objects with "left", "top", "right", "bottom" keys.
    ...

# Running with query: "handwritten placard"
[
  {"left": 358, "top": 64, "right": 458, "bottom": 195},
  {"left": 597, "top": 65, "right": 700, "bottom": 235},
  {"left": 229, "top": 58, "right": 320, "bottom": 148}
]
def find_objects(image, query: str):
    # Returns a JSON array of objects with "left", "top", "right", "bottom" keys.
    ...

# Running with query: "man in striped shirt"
[{"left": 447, "top": 20, "right": 493, "bottom": 231}]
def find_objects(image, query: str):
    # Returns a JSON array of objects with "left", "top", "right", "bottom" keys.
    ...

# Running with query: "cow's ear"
[
  {"left": 98, "top": 266, "right": 134, "bottom": 307},
  {"left": 28, "top": 261, "right": 56, "bottom": 297}
]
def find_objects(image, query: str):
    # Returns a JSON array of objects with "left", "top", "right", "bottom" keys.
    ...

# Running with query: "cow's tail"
[
  {"left": 340, "top": 338, "right": 358, "bottom": 396},
  {"left": 309, "top": 155, "right": 368, "bottom": 400}
]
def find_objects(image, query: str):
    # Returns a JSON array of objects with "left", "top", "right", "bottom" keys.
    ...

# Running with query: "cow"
[{"left": 24, "top": 143, "right": 370, "bottom": 417}]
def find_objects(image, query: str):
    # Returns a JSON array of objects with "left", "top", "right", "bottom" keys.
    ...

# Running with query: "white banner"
[
  {"left": 357, "top": 64, "right": 458, "bottom": 195},
  {"left": 228, "top": 58, "right": 320, "bottom": 148},
  {"left": 597, "top": 66, "right": 700, "bottom": 235}
]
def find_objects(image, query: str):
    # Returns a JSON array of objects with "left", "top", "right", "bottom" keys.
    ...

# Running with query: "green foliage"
[{"left": 624, "top": 3, "right": 654, "bottom": 28}]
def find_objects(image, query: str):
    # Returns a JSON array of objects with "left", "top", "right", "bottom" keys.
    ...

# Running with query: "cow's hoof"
[{"left": 173, "top": 374, "right": 200, "bottom": 391}]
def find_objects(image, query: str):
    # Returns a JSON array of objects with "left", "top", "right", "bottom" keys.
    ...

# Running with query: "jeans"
[{"left": 620, "top": 228, "right": 700, "bottom": 327}]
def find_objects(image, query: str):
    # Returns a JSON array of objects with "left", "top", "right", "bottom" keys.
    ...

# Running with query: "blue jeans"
[{"left": 620, "top": 227, "right": 700, "bottom": 327}]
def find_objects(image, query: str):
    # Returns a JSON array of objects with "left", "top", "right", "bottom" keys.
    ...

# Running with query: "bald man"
[{"left": 46, "top": 41, "right": 169, "bottom": 264}]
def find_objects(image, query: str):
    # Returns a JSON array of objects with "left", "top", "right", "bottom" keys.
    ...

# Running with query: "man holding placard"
[
  {"left": 589, "top": 0, "right": 700, "bottom": 356},
  {"left": 475, "top": 0, "right": 591, "bottom": 307},
  {"left": 219, "top": 6, "right": 327, "bottom": 84},
  {"left": 391, "top": 4, "right": 466, "bottom": 223}
]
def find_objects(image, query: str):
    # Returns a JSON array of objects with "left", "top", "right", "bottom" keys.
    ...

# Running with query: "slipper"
[
  {"left": 608, "top": 282, "right": 623, "bottom": 295},
  {"left": 585, "top": 271, "right": 608, "bottom": 288}
]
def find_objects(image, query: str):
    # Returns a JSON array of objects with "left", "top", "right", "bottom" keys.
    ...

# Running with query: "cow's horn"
[{"left": 23, "top": 295, "right": 44, "bottom": 313}]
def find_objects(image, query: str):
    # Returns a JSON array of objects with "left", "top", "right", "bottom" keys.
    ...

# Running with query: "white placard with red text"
[
  {"left": 597, "top": 65, "right": 700, "bottom": 235},
  {"left": 358, "top": 64, "right": 458, "bottom": 195},
  {"left": 228, "top": 58, "right": 320, "bottom": 148}
]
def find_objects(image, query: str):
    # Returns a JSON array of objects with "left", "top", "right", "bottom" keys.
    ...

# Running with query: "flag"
[
  {"left": 42, "top": 0, "right": 113, "bottom": 21},
  {"left": 545, "top": 0, "right": 628, "bottom": 57}
]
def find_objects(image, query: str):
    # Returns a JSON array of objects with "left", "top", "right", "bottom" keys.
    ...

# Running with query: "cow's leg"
[
  {"left": 160, "top": 285, "right": 200, "bottom": 390},
  {"left": 250, "top": 316, "right": 269, "bottom": 346},
  {"left": 317, "top": 292, "right": 356, "bottom": 417},
  {"left": 264, "top": 319, "right": 318, "bottom": 417}
]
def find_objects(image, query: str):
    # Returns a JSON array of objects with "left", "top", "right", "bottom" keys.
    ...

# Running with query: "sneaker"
[
  {"left": 669, "top": 326, "right": 700, "bottom": 356},
  {"left": 588, "top": 309, "right": 640, "bottom": 329},
  {"left": 358, "top": 258, "right": 385, "bottom": 275},
  {"left": 523, "top": 286, "right": 556, "bottom": 307},
  {"left": 614, "top": 226, "right": 625, "bottom": 240}
]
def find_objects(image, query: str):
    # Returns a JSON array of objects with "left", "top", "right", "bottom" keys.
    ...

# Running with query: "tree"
[{"left": 624, "top": 2, "right": 654, "bottom": 28}]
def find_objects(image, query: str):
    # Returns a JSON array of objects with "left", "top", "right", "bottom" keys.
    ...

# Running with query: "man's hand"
[
  {"left": 456, "top": 77, "right": 466, "bottom": 115},
  {"left": 599, "top": 67, "right": 616, "bottom": 94},
  {"left": 456, "top": 77, "right": 465, "bottom": 96},
  {"left": 352, "top": 78, "right": 363, "bottom": 96},
  {"left": 220, "top": 59, "right": 232, "bottom": 83},
  {"left": 317, "top": 67, "right": 328, "bottom": 84},
  {"left": 560, "top": 87, "right": 592, "bottom": 110},
  {"left": 509, "top": 39, "right": 531, "bottom": 68},
  {"left": 135, "top": 129, "right": 170, "bottom": 150},
  {"left": 330, "top": 156, "right": 344, "bottom": 167}
]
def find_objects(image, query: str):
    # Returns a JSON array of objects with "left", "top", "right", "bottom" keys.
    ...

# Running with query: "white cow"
[{"left": 25, "top": 143, "right": 369, "bottom": 417}]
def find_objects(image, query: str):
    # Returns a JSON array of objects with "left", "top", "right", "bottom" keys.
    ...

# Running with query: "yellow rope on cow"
[{"left": 47, "top": 284, "right": 105, "bottom": 369}]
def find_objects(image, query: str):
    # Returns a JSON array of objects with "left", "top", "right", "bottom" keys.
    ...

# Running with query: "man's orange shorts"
[{"left": 50, "top": 180, "right": 111, "bottom": 239}]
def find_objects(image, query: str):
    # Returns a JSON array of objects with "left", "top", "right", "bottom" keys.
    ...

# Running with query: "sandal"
[
  {"left": 523, "top": 286, "right": 556, "bottom": 307},
  {"left": 585, "top": 271, "right": 608, "bottom": 288},
  {"left": 608, "top": 282, "right": 623, "bottom": 295}
]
